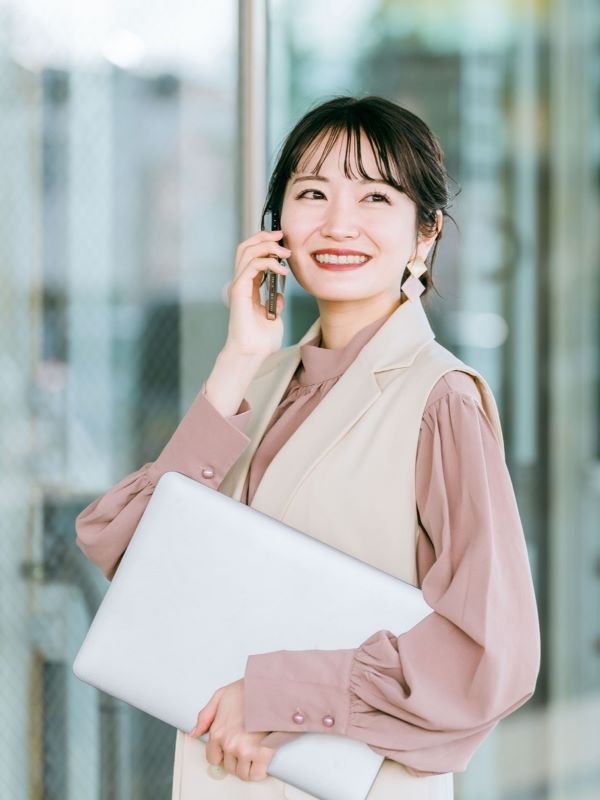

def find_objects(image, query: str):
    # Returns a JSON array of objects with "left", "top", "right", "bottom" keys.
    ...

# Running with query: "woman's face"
[{"left": 280, "top": 130, "right": 436, "bottom": 307}]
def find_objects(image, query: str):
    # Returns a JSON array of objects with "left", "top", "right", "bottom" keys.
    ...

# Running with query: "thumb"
[{"left": 189, "top": 688, "right": 225, "bottom": 737}]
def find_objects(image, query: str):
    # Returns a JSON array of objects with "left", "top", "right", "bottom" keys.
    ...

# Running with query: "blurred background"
[{"left": 0, "top": 0, "right": 598, "bottom": 798}]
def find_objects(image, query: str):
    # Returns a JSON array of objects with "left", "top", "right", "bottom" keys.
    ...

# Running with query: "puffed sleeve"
[
  {"left": 75, "top": 385, "right": 253, "bottom": 580},
  {"left": 244, "top": 381, "right": 540, "bottom": 775}
]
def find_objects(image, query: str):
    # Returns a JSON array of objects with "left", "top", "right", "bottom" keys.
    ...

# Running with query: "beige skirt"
[{"left": 171, "top": 731, "right": 454, "bottom": 800}]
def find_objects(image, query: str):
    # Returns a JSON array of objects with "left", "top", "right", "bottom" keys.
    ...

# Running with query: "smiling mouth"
[{"left": 312, "top": 253, "right": 371, "bottom": 269}]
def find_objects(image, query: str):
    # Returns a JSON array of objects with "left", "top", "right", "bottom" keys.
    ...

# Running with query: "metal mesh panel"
[
  {"left": 0, "top": 4, "right": 237, "bottom": 796},
  {"left": 0, "top": 59, "right": 182, "bottom": 794}
]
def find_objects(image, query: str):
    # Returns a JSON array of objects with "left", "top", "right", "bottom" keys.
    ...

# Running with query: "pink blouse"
[{"left": 75, "top": 308, "right": 540, "bottom": 777}]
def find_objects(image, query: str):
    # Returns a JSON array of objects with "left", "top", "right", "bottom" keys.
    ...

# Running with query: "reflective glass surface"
[
  {"left": 268, "top": 0, "right": 600, "bottom": 797},
  {"left": 1, "top": 1, "right": 599, "bottom": 798},
  {"left": 0, "top": 2, "right": 237, "bottom": 797}
]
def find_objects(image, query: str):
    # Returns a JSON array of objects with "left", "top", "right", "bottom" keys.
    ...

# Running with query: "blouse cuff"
[
  {"left": 244, "top": 649, "right": 356, "bottom": 736},
  {"left": 148, "top": 388, "right": 252, "bottom": 489}
]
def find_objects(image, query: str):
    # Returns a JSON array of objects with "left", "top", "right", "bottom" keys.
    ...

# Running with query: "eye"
[
  {"left": 365, "top": 192, "right": 391, "bottom": 204},
  {"left": 296, "top": 189, "right": 325, "bottom": 199},
  {"left": 295, "top": 189, "right": 392, "bottom": 203}
]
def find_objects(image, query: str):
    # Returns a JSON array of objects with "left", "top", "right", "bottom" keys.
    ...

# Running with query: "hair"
[{"left": 261, "top": 95, "right": 456, "bottom": 298}]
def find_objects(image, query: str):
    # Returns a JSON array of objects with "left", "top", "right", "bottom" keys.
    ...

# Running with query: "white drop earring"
[{"left": 400, "top": 257, "right": 427, "bottom": 301}]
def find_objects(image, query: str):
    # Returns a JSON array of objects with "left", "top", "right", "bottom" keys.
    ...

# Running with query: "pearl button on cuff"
[
  {"left": 322, "top": 715, "right": 335, "bottom": 727},
  {"left": 201, "top": 467, "right": 215, "bottom": 479},
  {"left": 292, "top": 711, "right": 306, "bottom": 724}
]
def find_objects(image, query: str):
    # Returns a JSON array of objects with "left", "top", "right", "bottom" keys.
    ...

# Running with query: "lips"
[
  {"left": 311, "top": 249, "right": 371, "bottom": 257},
  {"left": 312, "top": 256, "right": 368, "bottom": 271},
  {"left": 311, "top": 249, "right": 372, "bottom": 271}
]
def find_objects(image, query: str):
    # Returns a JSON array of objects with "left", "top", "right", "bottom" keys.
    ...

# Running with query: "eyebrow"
[{"left": 291, "top": 175, "right": 394, "bottom": 187}]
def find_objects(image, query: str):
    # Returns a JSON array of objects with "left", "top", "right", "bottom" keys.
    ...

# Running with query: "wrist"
[
  {"left": 214, "top": 345, "right": 266, "bottom": 384},
  {"left": 203, "top": 346, "right": 265, "bottom": 418},
  {"left": 220, "top": 341, "right": 269, "bottom": 367}
]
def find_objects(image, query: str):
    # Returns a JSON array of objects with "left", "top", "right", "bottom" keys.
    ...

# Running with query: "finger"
[
  {"left": 235, "top": 234, "right": 280, "bottom": 278},
  {"left": 234, "top": 238, "right": 290, "bottom": 281},
  {"left": 230, "top": 257, "right": 288, "bottom": 302},
  {"left": 246, "top": 238, "right": 290, "bottom": 260},
  {"left": 252, "top": 270, "right": 263, "bottom": 307},
  {"left": 235, "top": 756, "right": 253, "bottom": 782},
  {"left": 189, "top": 689, "right": 225, "bottom": 736},
  {"left": 242, "top": 229, "right": 284, "bottom": 248},
  {"left": 249, "top": 757, "right": 270, "bottom": 781},
  {"left": 205, "top": 737, "right": 224, "bottom": 766},
  {"left": 223, "top": 752, "right": 238, "bottom": 777},
  {"left": 243, "top": 256, "right": 289, "bottom": 286},
  {"left": 254, "top": 267, "right": 287, "bottom": 309},
  {"left": 189, "top": 707, "right": 216, "bottom": 737},
  {"left": 237, "top": 230, "right": 285, "bottom": 259}
]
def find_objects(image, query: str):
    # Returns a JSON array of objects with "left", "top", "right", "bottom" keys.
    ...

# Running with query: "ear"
[{"left": 415, "top": 210, "right": 443, "bottom": 263}]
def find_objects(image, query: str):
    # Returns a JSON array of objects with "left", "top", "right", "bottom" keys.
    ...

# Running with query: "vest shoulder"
[
  {"left": 416, "top": 340, "right": 490, "bottom": 385},
  {"left": 414, "top": 341, "right": 505, "bottom": 453},
  {"left": 425, "top": 370, "right": 481, "bottom": 407},
  {"left": 417, "top": 339, "right": 466, "bottom": 368}
]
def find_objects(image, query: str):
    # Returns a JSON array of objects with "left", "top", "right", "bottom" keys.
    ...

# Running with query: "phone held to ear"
[{"left": 261, "top": 209, "right": 286, "bottom": 320}]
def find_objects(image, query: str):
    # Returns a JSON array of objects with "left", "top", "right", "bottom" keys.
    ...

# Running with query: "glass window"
[
  {"left": 0, "top": 2, "right": 237, "bottom": 797},
  {"left": 267, "top": 0, "right": 600, "bottom": 797},
  {"left": 2, "top": 1, "right": 599, "bottom": 797}
]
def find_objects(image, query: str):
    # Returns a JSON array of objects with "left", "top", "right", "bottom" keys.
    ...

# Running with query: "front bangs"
[{"left": 292, "top": 120, "right": 410, "bottom": 194}]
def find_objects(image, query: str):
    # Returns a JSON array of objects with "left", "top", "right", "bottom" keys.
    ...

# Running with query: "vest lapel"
[{"left": 248, "top": 298, "right": 435, "bottom": 520}]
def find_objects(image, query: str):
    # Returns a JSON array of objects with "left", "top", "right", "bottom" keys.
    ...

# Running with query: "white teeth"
[{"left": 314, "top": 254, "right": 368, "bottom": 265}]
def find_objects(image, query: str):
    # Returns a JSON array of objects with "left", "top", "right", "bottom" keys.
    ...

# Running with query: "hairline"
[
  {"left": 289, "top": 174, "right": 400, "bottom": 190},
  {"left": 291, "top": 125, "right": 408, "bottom": 194}
]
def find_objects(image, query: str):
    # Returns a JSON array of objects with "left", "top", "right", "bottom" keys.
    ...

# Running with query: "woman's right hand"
[{"left": 224, "top": 229, "right": 291, "bottom": 358}]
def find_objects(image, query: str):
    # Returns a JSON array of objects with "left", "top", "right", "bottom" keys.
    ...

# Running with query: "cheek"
[
  {"left": 281, "top": 209, "right": 311, "bottom": 247},
  {"left": 377, "top": 218, "right": 415, "bottom": 250}
]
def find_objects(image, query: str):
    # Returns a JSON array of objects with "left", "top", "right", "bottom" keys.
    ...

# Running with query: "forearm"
[
  {"left": 244, "top": 582, "right": 539, "bottom": 774},
  {"left": 243, "top": 383, "right": 541, "bottom": 774},
  {"left": 204, "top": 344, "right": 267, "bottom": 418}
]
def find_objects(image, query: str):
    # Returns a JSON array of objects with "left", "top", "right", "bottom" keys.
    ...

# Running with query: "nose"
[{"left": 319, "top": 196, "right": 360, "bottom": 240}]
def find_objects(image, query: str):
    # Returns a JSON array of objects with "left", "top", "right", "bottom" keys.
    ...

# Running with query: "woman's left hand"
[{"left": 189, "top": 678, "right": 275, "bottom": 782}]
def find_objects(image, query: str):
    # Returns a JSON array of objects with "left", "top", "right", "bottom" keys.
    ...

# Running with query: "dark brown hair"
[{"left": 261, "top": 95, "right": 455, "bottom": 297}]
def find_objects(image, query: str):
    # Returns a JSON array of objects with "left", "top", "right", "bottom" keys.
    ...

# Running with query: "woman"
[{"left": 76, "top": 95, "right": 540, "bottom": 799}]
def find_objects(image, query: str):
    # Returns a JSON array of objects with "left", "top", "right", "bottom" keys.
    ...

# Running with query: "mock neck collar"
[
  {"left": 253, "top": 296, "right": 436, "bottom": 381},
  {"left": 298, "top": 309, "right": 395, "bottom": 386}
]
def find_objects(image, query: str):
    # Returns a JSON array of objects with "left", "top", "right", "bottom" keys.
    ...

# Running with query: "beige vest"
[{"left": 171, "top": 297, "right": 503, "bottom": 800}]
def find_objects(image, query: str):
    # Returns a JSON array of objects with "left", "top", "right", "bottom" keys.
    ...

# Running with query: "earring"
[{"left": 400, "top": 257, "right": 427, "bottom": 301}]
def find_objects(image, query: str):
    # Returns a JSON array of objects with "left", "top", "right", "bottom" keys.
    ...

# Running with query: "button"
[
  {"left": 201, "top": 467, "right": 215, "bottom": 479},
  {"left": 207, "top": 763, "right": 226, "bottom": 780},
  {"left": 292, "top": 710, "right": 306, "bottom": 724},
  {"left": 322, "top": 714, "right": 335, "bottom": 728}
]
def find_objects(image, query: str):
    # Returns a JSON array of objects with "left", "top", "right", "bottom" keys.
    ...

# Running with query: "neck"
[{"left": 316, "top": 295, "right": 405, "bottom": 350}]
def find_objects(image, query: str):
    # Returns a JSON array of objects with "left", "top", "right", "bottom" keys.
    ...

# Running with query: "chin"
[
  {"left": 300, "top": 282, "right": 370, "bottom": 302},
  {"left": 312, "top": 292, "right": 384, "bottom": 308},
  {"left": 295, "top": 273, "right": 369, "bottom": 298}
]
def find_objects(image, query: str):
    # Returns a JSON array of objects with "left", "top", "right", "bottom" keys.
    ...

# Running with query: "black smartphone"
[{"left": 261, "top": 209, "right": 285, "bottom": 320}]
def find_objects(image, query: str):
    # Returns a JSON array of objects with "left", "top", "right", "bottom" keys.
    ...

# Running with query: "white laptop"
[{"left": 73, "top": 471, "right": 433, "bottom": 800}]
